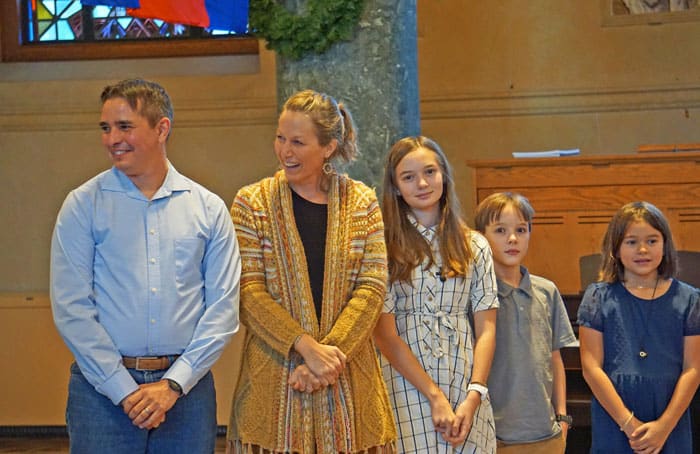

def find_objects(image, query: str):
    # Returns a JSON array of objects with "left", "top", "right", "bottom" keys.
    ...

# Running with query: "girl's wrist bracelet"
[{"left": 620, "top": 411, "right": 634, "bottom": 431}]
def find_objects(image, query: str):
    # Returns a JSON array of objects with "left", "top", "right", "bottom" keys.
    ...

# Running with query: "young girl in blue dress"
[{"left": 578, "top": 201, "right": 700, "bottom": 453}]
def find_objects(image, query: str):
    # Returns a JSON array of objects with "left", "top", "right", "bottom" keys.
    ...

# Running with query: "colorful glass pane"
[
  {"left": 56, "top": 20, "right": 75, "bottom": 40},
  {"left": 23, "top": 0, "right": 244, "bottom": 43},
  {"left": 37, "top": 2, "right": 53, "bottom": 20}
]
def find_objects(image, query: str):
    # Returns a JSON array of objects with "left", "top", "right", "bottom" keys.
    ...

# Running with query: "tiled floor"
[{"left": 0, "top": 436, "right": 228, "bottom": 453}]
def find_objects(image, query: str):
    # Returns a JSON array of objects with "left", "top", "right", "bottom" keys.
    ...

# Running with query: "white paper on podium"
[{"left": 512, "top": 149, "right": 580, "bottom": 158}]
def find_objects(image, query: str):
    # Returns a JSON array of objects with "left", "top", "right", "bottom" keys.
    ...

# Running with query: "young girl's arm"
[
  {"left": 551, "top": 349, "right": 569, "bottom": 440},
  {"left": 450, "top": 308, "right": 497, "bottom": 445},
  {"left": 579, "top": 326, "right": 642, "bottom": 438},
  {"left": 373, "top": 313, "right": 456, "bottom": 434},
  {"left": 629, "top": 335, "right": 700, "bottom": 453}
]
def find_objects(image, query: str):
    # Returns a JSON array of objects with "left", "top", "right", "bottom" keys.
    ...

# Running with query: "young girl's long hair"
[
  {"left": 382, "top": 136, "right": 473, "bottom": 284},
  {"left": 599, "top": 201, "right": 678, "bottom": 283}
]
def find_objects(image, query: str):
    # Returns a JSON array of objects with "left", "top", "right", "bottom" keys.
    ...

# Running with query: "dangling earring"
[{"left": 322, "top": 160, "right": 334, "bottom": 175}]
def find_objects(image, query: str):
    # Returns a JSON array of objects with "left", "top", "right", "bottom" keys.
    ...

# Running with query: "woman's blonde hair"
[{"left": 382, "top": 136, "right": 473, "bottom": 284}]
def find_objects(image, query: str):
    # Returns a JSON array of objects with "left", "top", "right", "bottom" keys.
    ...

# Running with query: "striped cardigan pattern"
[{"left": 227, "top": 171, "right": 396, "bottom": 454}]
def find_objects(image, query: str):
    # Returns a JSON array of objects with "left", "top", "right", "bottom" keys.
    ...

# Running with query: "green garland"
[{"left": 249, "top": 0, "right": 366, "bottom": 60}]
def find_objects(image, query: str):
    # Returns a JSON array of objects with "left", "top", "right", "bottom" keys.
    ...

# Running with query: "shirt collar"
[
  {"left": 497, "top": 265, "right": 533, "bottom": 297},
  {"left": 407, "top": 213, "right": 437, "bottom": 244},
  {"left": 102, "top": 161, "right": 191, "bottom": 199}
]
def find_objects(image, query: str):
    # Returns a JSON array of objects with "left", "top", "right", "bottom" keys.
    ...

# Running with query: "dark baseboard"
[{"left": 0, "top": 425, "right": 227, "bottom": 437}]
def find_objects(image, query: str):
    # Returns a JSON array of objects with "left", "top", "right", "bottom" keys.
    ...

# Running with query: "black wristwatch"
[
  {"left": 556, "top": 414, "right": 573, "bottom": 426},
  {"left": 166, "top": 379, "right": 183, "bottom": 396}
]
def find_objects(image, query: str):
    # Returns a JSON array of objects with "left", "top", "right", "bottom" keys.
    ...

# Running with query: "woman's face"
[{"left": 274, "top": 110, "right": 334, "bottom": 191}]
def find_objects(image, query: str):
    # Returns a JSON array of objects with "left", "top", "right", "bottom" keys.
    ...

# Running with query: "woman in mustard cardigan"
[{"left": 227, "top": 89, "right": 396, "bottom": 454}]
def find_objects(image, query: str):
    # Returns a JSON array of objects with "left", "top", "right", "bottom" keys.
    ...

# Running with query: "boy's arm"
[{"left": 551, "top": 349, "right": 569, "bottom": 439}]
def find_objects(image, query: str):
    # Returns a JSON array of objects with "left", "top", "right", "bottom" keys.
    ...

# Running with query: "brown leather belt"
[{"left": 122, "top": 355, "right": 179, "bottom": 371}]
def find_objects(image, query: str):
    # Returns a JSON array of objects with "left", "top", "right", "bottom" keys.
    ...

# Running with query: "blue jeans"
[{"left": 66, "top": 362, "right": 217, "bottom": 454}]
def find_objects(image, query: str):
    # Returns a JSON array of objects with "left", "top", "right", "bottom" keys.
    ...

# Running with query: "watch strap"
[
  {"left": 166, "top": 378, "right": 183, "bottom": 396},
  {"left": 556, "top": 414, "right": 573, "bottom": 426},
  {"left": 466, "top": 382, "right": 488, "bottom": 401}
]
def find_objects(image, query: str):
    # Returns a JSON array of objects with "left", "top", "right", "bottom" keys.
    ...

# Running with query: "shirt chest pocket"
[{"left": 174, "top": 238, "right": 206, "bottom": 287}]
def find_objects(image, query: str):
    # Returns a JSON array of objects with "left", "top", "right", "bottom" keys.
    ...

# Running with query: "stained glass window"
[
  {"left": 1, "top": 1, "right": 257, "bottom": 61},
  {"left": 23, "top": 1, "right": 247, "bottom": 43}
]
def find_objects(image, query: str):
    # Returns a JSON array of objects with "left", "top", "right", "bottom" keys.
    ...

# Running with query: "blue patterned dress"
[{"left": 577, "top": 280, "right": 700, "bottom": 453}]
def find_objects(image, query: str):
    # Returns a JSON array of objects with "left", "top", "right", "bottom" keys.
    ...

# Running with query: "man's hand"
[{"left": 121, "top": 380, "right": 179, "bottom": 429}]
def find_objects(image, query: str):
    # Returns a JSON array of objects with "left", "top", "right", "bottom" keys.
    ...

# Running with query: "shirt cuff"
[
  {"left": 96, "top": 367, "right": 139, "bottom": 406},
  {"left": 164, "top": 358, "right": 195, "bottom": 395}
]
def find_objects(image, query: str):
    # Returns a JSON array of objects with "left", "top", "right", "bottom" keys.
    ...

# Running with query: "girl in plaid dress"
[{"left": 375, "top": 136, "right": 498, "bottom": 453}]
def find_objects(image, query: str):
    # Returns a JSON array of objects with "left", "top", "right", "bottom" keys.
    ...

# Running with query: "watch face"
[{"left": 167, "top": 379, "right": 182, "bottom": 394}]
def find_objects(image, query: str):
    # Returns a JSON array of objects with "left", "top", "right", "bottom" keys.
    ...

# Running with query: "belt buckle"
[{"left": 135, "top": 356, "right": 159, "bottom": 371}]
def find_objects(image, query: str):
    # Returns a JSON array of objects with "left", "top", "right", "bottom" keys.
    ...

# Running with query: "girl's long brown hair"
[{"left": 382, "top": 136, "right": 473, "bottom": 284}]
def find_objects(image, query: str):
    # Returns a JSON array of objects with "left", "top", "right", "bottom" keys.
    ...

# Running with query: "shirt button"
[
  {"left": 427, "top": 296, "right": 433, "bottom": 302},
  {"left": 151, "top": 287, "right": 157, "bottom": 293},
  {"left": 151, "top": 319, "right": 156, "bottom": 324},
  {"left": 149, "top": 229, "right": 155, "bottom": 235},
  {"left": 150, "top": 258, "right": 156, "bottom": 264}
]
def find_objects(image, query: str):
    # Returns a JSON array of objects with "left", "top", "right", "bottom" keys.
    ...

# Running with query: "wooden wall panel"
[{"left": 469, "top": 152, "right": 700, "bottom": 294}]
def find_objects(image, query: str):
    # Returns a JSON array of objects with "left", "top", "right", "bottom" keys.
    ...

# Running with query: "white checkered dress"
[{"left": 381, "top": 224, "right": 498, "bottom": 453}]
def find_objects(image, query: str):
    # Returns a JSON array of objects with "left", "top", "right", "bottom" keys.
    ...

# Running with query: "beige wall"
[{"left": 2, "top": 1, "right": 700, "bottom": 425}]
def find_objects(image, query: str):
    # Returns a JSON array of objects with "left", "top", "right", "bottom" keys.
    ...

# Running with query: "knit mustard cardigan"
[{"left": 227, "top": 171, "right": 396, "bottom": 454}]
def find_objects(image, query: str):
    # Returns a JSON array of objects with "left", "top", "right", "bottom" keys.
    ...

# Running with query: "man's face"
[{"left": 99, "top": 97, "right": 168, "bottom": 178}]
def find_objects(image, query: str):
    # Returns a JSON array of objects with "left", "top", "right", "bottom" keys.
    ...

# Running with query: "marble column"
[{"left": 275, "top": 0, "right": 420, "bottom": 190}]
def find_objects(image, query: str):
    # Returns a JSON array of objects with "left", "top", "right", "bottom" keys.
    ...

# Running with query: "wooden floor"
[
  {"left": 0, "top": 436, "right": 228, "bottom": 453},
  {"left": 0, "top": 434, "right": 591, "bottom": 454}
]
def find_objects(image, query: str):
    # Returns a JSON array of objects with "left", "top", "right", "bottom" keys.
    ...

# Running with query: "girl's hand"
[
  {"left": 628, "top": 419, "right": 672, "bottom": 454},
  {"left": 288, "top": 364, "right": 323, "bottom": 393},
  {"left": 427, "top": 391, "right": 456, "bottom": 436},
  {"left": 444, "top": 392, "right": 480, "bottom": 447}
]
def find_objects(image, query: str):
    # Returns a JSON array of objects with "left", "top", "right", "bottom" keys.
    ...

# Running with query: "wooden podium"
[{"left": 467, "top": 152, "right": 700, "bottom": 295}]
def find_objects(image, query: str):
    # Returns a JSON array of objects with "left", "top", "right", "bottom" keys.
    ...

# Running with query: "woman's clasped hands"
[{"left": 288, "top": 333, "right": 346, "bottom": 393}]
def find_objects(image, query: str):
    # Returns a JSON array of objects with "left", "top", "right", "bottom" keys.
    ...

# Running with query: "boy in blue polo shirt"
[{"left": 475, "top": 192, "right": 576, "bottom": 454}]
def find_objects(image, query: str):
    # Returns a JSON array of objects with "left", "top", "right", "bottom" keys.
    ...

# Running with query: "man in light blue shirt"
[{"left": 50, "top": 79, "right": 241, "bottom": 453}]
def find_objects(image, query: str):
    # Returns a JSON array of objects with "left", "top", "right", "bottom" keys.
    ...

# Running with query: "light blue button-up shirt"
[{"left": 50, "top": 163, "right": 240, "bottom": 405}]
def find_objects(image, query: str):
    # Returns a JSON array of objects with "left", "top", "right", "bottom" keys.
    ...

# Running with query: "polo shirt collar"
[{"left": 497, "top": 265, "right": 533, "bottom": 298}]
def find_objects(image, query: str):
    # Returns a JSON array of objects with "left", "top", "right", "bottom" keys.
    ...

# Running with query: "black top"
[{"left": 291, "top": 189, "right": 328, "bottom": 321}]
